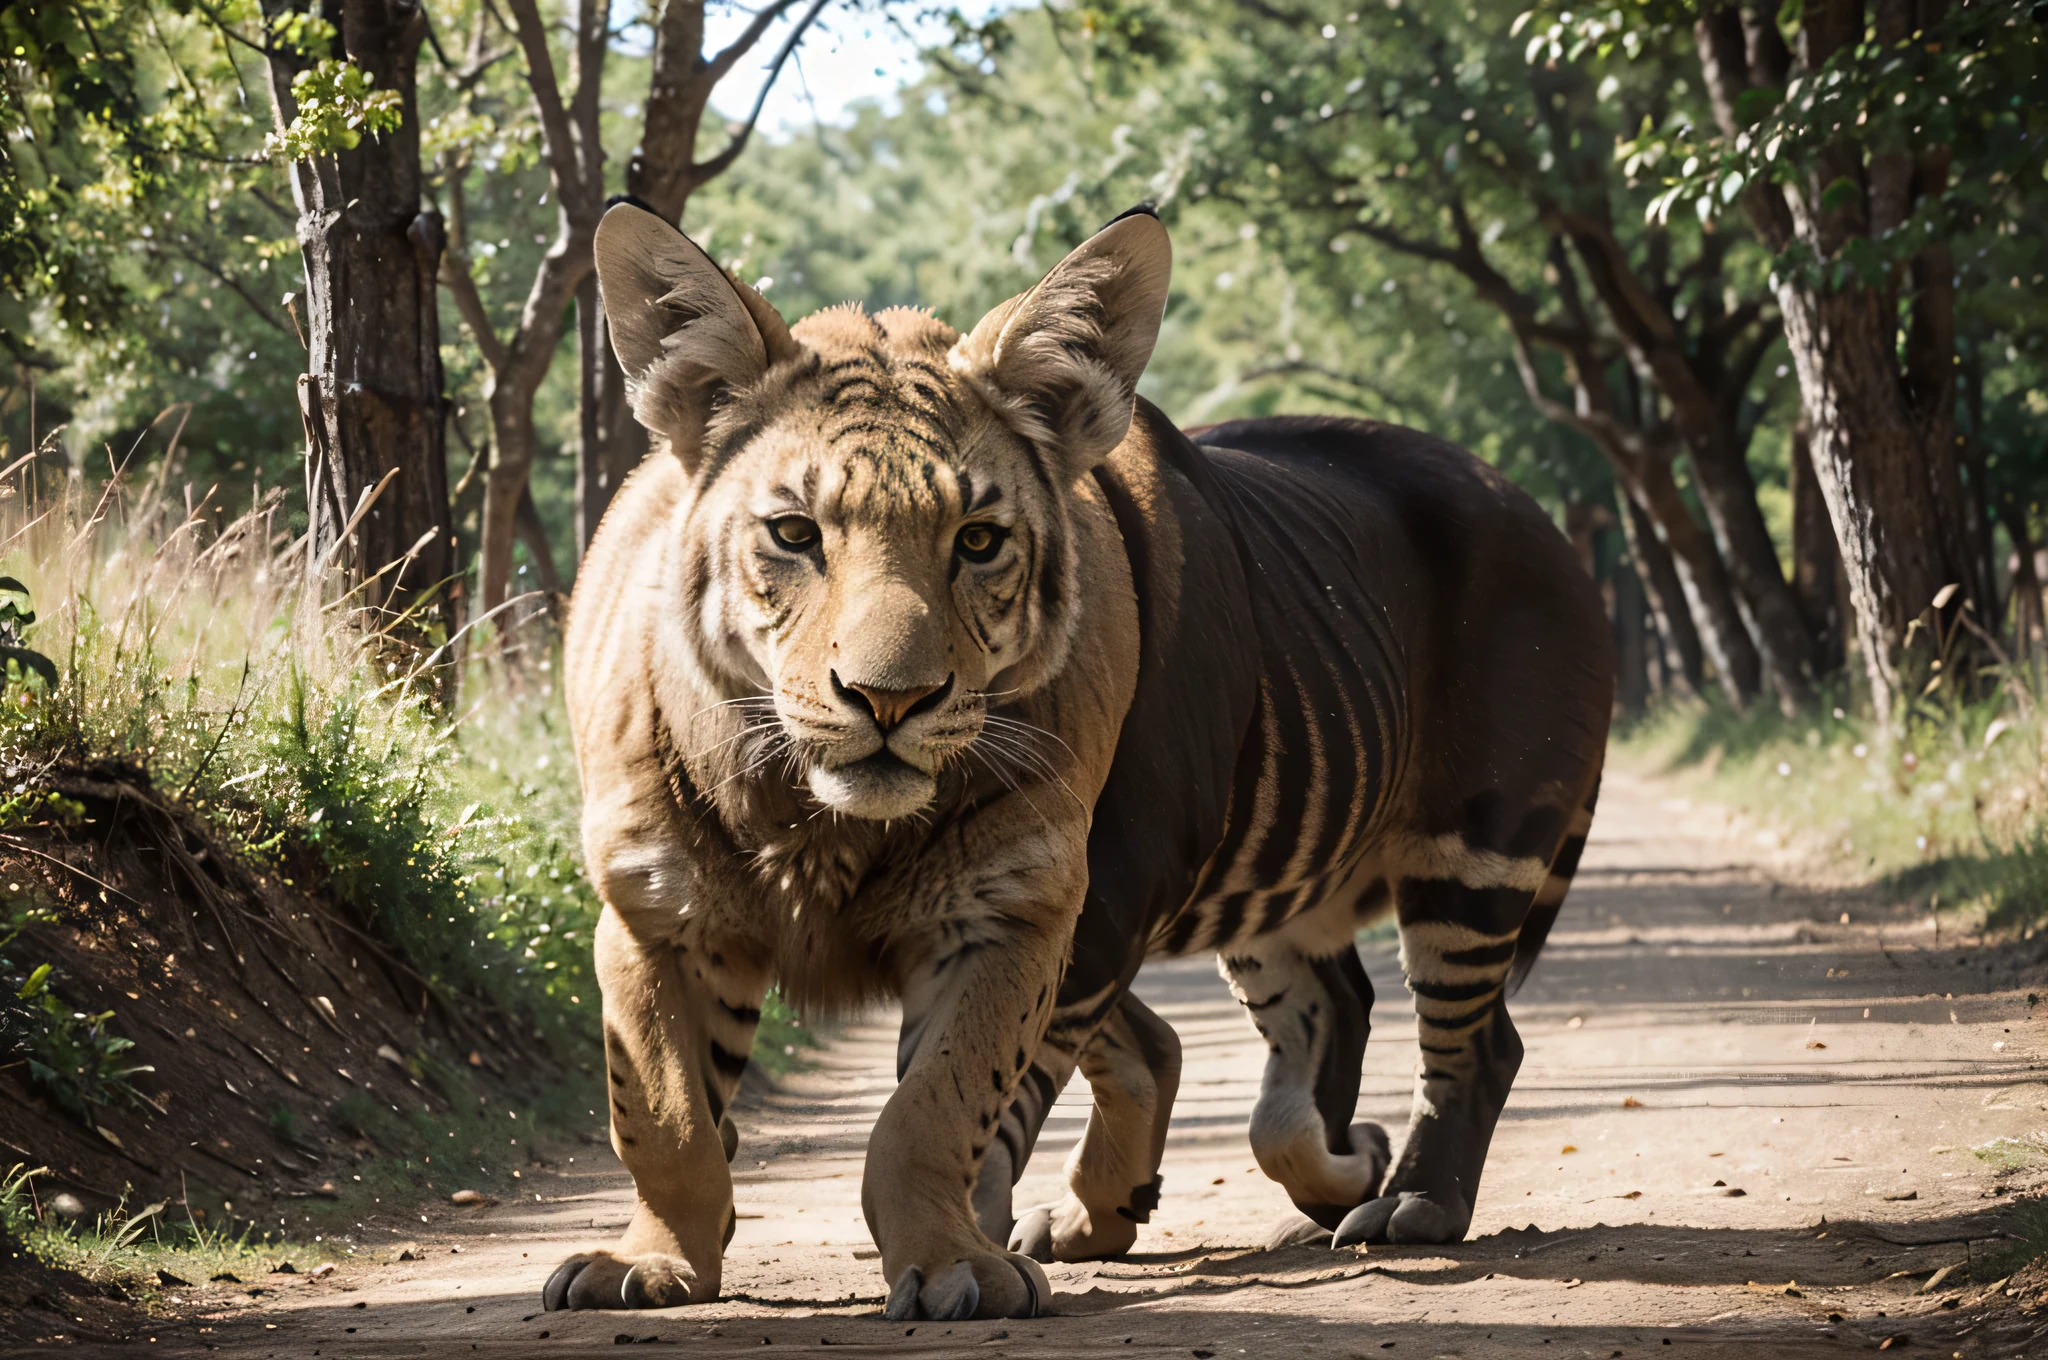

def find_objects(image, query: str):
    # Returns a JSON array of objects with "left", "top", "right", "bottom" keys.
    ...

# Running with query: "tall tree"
[
  {"left": 435, "top": 0, "right": 838, "bottom": 619},
  {"left": 1169, "top": 0, "right": 1821, "bottom": 709},
  {"left": 262, "top": 0, "right": 455, "bottom": 638},
  {"left": 1552, "top": 0, "right": 2046, "bottom": 717},
  {"left": 575, "top": 0, "right": 834, "bottom": 557}
]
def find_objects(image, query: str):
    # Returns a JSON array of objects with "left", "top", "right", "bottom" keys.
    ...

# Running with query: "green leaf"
[
  {"left": 0, "top": 647, "right": 57, "bottom": 689},
  {"left": 1820, "top": 176, "right": 1860, "bottom": 214},
  {"left": 18, "top": 962, "right": 51, "bottom": 1000},
  {"left": 1733, "top": 85, "right": 1783, "bottom": 127}
]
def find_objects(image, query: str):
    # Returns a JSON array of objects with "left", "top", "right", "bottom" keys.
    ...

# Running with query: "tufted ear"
[
  {"left": 951, "top": 206, "right": 1172, "bottom": 480},
  {"left": 594, "top": 199, "right": 800, "bottom": 470}
]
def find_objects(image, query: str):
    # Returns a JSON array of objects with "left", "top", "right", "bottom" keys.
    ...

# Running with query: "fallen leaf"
[
  {"left": 1561, "top": 1145, "right": 1578, "bottom": 1154},
  {"left": 1620, "top": 1097, "right": 1644, "bottom": 1109},
  {"left": 376, "top": 1044, "right": 406, "bottom": 1066},
  {"left": 1917, "top": 1264, "right": 1957, "bottom": 1295},
  {"left": 450, "top": 1189, "right": 494, "bottom": 1206},
  {"left": 1619, "top": 1190, "right": 1642, "bottom": 1199},
  {"left": 1806, "top": 1040, "right": 1828, "bottom": 1049},
  {"left": 1883, "top": 1190, "right": 1918, "bottom": 1202},
  {"left": 1563, "top": 1278, "right": 1583, "bottom": 1288},
  {"left": 1877, "top": 1335, "right": 1907, "bottom": 1351}
]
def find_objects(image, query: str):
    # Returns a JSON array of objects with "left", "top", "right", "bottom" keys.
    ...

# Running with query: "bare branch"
[
  {"left": 167, "top": 245, "right": 292, "bottom": 338},
  {"left": 704, "top": 0, "right": 807, "bottom": 85},
  {"left": 691, "top": 0, "right": 833, "bottom": 185},
  {"left": 1241, "top": 360, "right": 1418, "bottom": 418},
  {"left": 502, "top": 0, "right": 593, "bottom": 218},
  {"left": 438, "top": 249, "right": 509, "bottom": 373}
]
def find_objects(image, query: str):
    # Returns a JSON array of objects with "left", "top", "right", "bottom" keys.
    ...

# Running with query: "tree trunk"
[
  {"left": 1775, "top": 277, "right": 1981, "bottom": 718},
  {"left": 265, "top": 0, "right": 454, "bottom": 643},
  {"left": 1612, "top": 556, "right": 1652, "bottom": 715},
  {"left": 1683, "top": 423, "right": 1818, "bottom": 712},
  {"left": 575, "top": 279, "right": 646, "bottom": 558},
  {"left": 1629, "top": 455, "right": 1759, "bottom": 706},
  {"left": 1697, "top": 0, "right": 1993, "bottom": 723},
  {"left": 1618, "top": 484, "right": 1706, "bottom": 700},
  {"left": 1788, "top": 410, "right": 1847, "bottom": 679}
]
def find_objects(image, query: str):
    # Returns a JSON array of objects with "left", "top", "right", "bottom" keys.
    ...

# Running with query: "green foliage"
[
  {"left": 0, "top": 574, "right": 57, "bottom": 692},
  {"left": 270, "top": 58, "right": 403, "bottom": 161},
  {"left": 12, "top": 963, "right": 155, "bottom": 1118},
  {"left": 2, "top": 1163, "right": 278, "bottom": 1286}
]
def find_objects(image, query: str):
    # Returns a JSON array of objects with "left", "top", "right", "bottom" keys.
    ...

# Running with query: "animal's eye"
[
  {"left": 767, "top": 516, "right": 820, "bottom": 551},
  {"left": 955, "top": 523, "right": 1007, "bottom": 563}
]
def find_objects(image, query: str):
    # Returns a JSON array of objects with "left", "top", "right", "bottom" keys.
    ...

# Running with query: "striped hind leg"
[
  {"left": 1334, "top": 790, "right": 1597, "bottom": 1247},
  {"left": 1220, "top": 937, "right": 1391, "bottom": 1229},
  {"left": 1005, "top": 991, "right": 1182, "bottom": 1262}
]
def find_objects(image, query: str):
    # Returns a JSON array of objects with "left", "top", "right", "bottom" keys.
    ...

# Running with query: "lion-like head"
[{"left": 594, "top": 203, "right": 1171, "bottom": 821}]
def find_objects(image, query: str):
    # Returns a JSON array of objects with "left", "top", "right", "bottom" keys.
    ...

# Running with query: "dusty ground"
[{"left": 59, "top": 769, "right": 2048, "bottom": 1357}]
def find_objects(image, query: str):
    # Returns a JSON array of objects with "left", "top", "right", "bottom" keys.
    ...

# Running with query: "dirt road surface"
[{"left": 128, "top": 770, "right": 2048, "bottom": 1357}]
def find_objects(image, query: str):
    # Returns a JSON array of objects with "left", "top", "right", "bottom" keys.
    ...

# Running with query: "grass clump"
[
  {"left": 0, "top": 447, "right": 607, "bottom": 1053},
  {"left": 3, "top": 1162, "right": 286, "bottom": 1291},
  {"left": 1618, "top": 687, "right": 2048, "bottom": 938}
]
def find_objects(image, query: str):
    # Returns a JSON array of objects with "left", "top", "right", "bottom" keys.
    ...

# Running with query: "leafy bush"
[{"left": 0, "top": 453, "right": 603, "bottom": 1052}]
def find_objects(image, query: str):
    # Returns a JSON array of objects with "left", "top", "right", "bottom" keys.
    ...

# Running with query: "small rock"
[
  {"left": 397, "top": 1250, "right": 420, "bottom": 1262},
  {"left": 310, "top": 1263, "right": 335, "bottom": 1280},
  {"left": 156, "top": 1268, "right": 192, "bottom": 1288},
  {"left": 209, "top": 1272, "right": 242, "bottom": 1284},
  {"left": 450, "top": 1189, "right": 494, "bottom": 1206},
  {"left": 270, "top": 1262, "right": 297, "bottom": 1274},
  {"left": 1882, "top": 1190, "right": 1918, "bottom": 1202}
]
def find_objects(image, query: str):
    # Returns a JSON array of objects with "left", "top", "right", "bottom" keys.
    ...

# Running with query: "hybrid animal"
[{"left": 548, "top": 200, "right": 1612, "bottom": 1321}]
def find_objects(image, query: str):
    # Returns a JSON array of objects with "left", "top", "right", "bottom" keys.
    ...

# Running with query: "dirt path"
[{"left": 141, "top": 769, "right": 2048, "bottom": 1357}]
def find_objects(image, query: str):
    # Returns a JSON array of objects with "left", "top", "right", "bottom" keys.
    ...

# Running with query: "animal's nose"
[{"left": 833, "top": 672, "right": 953, "bottom": 731}]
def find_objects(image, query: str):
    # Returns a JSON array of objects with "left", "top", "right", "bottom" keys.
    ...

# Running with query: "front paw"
[
  {"left": 1008, "top": 1196, "right": 1138, "bottom": 1263},
  {"left": 1330, "top": 1190, "right": 1470, "bottom": 1247},
  {"left": 881, "top": 1249, "right": 1049, "bottom": 1320},
  {"left": 542, "top": 1251, "right": 703, "bottom": 1310}
]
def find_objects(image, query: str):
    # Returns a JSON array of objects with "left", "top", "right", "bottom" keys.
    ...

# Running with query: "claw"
[
  {"left": 920, "top": 1260, "right": 981, "bottom": 1320},
  {"left": 1332, "top": 1196, "right": 1398, "bottom": 1249},
  {"left": 622, "top": 1259, "right": 691, "bottom": 1307},
  {"left": 1007, "top": 1206, "right": 1054, "bottom": 1263},
  {"left": 1007, "top": 1254, "right": 1048, "bottom": 1318},
  {"left": 542, "top": 1254, "right": 591, "bottom": 1312},
  {"left": 884, "top": 1265, "right": 924, "bottom": 1322},
  {"left": 1266, "top": 1212, "right": 1334, "bottom": 1251}
]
